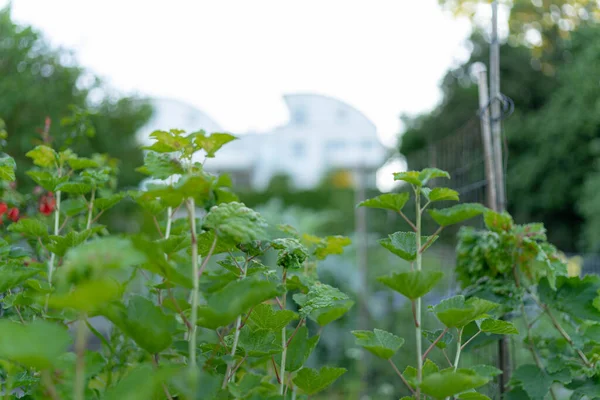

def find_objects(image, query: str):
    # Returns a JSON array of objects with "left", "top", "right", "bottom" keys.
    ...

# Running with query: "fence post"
[{"left": 473, "top": 62, "right": 497, "bottom": 210}]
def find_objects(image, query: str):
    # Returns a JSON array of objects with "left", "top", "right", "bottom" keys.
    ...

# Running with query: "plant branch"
[
  {"left": 74, "top": 316, "right": 87, "bottom": 400},
  {"left": 86, "top": 188, "right": 95, "bottom": 230},
  {"left": 224, "top": 257, "right": 248, "bottom": 387},
  {"left": 271, "top": 356, "right": 282, "bottom": 384},
  {"left": 152, "top": 354, "right": 174, "bottom": 400},
  {"left": 528, "top": 291, "right": 591, "bottom": 368},
  {"left": 453, "top": 327, "right": 463, "bottom": 371},
  {"left": 442, "top": 349, "right": 453, "bottom": 367},
  {"left": 286, "top": 318, "right": 305, "bottom": 347},
  {"left": 58, "top": 215, "right": 70, "bottom": 234},
  {"left": 152, "top": 215, "right": 164, "bottom": 238},
  {"left": 198, "top": 234, "right": 218, "bottom": 280},
  {"left": 422, "top": 327, "right": 449, "bottom": 361},
  {"left": 167, "top": 286, "right": 193, "bottom": 331},
  {"left": 90, "top": 210, "right": 105, "bottom": 225},
  {"left": 47, "top": 189, "right": 61, "bottom": 287},
  {"left": 186, "top": 198, "right": 199, "bottom": 370},
  {"left": 41, "top": 370, "right": 60, "bottom": 400},
  {"left": 398, "top": 210, "right": 417, "bottom": 232},
  {"left": 414, "top": 187, "right": 423, "bottom": 399},
  {"left": 420, "top": 226, "right": 443, "bottom": 253},
  {"left": 280, "top": 269, "right": 288, "bottom": 395},
  {"left": 461, "top": 330, "right": 481, "bottom": 350},
  {"left": 388, "top": 359, "right": 416, "bottom": 395}
]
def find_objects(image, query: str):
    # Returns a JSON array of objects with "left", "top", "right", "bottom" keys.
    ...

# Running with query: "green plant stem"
[
  {"left": 422, "top": 327, "right": 449, "bottom": 361},
  {"left": 414, "top": 188, "right": 423, "bottom": 399},
  {"left": 41, "top": 370, "right": 60, "bottom": 400},
  {"left": 223, "top": 259, "right": 249, "bottom": 387},
  {"left": 74, "top": 315, "right": 87, "bottom": 400},
  {"left": 187, "top": 198, "right": 199, "bottom": 370},
  {"left": 86, "top": 188, "right": 95, "bottom": 230},
  {"left": 529, "top": 292, "right": 592, "bottom": 368},
  {"left": 165, "top": 206, "right": 173, "bottom": 238},
  {"left": 388, "top": 359, "right": 416, "bottom": 395},
  {"left": 291, "top": 386, "right": 297, "bottom": 400},
  {"left": 280, "top": 269, "right": 288, "bottom": 396},
  {"left": 48, "top": 190, "right": 61, "bottom": 286},
  {"left": 420, "top": 226, "right": 443, "bottom": 253},
  {"left": 453, "top": 328, "right": 463, "bottom": 371},
  {"left": 520, "top": 303, "right": 559, "bottom": 400},
  {"left": 153, "top": 354, "right": 174, "bottom": 400},
  {"left": 3, "top": 369, "right": 12, "bottom": 400},
  {"left": 460, "top": 330, "right": 481, "bottom": 350}
]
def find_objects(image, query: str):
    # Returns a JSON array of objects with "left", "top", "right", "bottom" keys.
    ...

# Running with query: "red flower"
[
  {"left": 0, "top": 202, "right": 7, "bottom": 216},
  {"left": 39, "top": 193, "right": 56, "bottom": 215},
  {"left": 7, "top": 208, "right": 19, "bottom": 222}
]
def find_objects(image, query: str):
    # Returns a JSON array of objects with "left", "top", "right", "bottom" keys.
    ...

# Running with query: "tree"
[
  {"left": 399, "top": 25, "right": 600, "bottom": 252},
  {"left": 0, "top": 6, "right": 152, "bottom": 190}
]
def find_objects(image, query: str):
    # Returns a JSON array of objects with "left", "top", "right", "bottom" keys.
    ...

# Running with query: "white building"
[{"left": 138, "top": 94, "right": 387, "bottom": 190}]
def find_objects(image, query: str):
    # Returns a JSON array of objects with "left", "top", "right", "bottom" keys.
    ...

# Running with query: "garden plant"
[
  {"left": 0, "top": 121, "right": 354, "bottom": 399},
  {"left": 354, "top": 170, "right": 599, "bottom": 399}
]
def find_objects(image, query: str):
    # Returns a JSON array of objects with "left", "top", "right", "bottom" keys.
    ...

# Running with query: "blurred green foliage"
[
  {"left": 0, "top": 6, "right": 152, "bottom": 191},
  {"left": 399, "top": 24, "right": 600, "bottom": 252}
]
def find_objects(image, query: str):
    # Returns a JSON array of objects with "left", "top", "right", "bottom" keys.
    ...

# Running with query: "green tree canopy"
[{"left": 0, "top": 6, "right": 152, "bottom": 189}]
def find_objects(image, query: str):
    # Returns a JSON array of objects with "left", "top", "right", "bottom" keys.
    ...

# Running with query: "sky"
[{"left": 4, "top": 0, "right": 474, "bottom": 149}]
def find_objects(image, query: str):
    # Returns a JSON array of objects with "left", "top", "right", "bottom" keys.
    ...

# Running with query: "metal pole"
[
  {"left": 473, "top": 62, "right": 497, "bottom": 209},
  {"left": 490, "top": 1, "right": 511, "bottom": 393}
]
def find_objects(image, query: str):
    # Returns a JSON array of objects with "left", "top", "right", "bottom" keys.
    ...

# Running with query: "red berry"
[
  {"left": 39, "top": 193, "right": 56, "bottom": 215},
  {"left": 0, "top": 203, "right": 7, "bottom": 215},
  {"left": 7, "top": 208, "right": 19, "bottom": 222}
]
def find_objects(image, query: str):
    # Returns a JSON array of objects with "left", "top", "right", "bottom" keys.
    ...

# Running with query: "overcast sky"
[{"left": 4, "top": 0, "right": 473, "bottom": 147}]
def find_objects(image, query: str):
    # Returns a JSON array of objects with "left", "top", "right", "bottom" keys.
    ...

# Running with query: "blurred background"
[{"left": 2, "top": 0, "right": 600, "bottom": 398}]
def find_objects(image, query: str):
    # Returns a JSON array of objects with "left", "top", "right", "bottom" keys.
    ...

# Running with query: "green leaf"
[
  {"left": 26, "top": 145, "right": 57, "bottom": 168},
  {"left": 314, "top": 235, "right": 352, "bottom": 260},
  {"left": 284, "top": 325, "right": 320, "bottom": 372},
  {"left": 428, "top": 187, "right": 459, "bottom": 202},
  {"left": 193, "top": 131, "right": 237, "bottom": 158},
  {"left": 293, "top": 283, "right": 349, "bottom": 318},
  {"left": 419, "top": 168, "right": 450, "bottom": 185},
  {"left": 237, "top": 327, "right": 282, "bottom": 357},
  {"left": 0, "top": 265, "right": 39, "bottom": 293},
  {"left": 469, "top": 365, "right": 503, "bottom": 378},
  {"left": 433, "top": 296, "right": 498, "bottom": 328},
  {"left": 26, "top": 170, "right": 67, "bottom": 191},
  {"left": 57, "top": 237, "right": 146, "bottom": 286},
  {"left": 61, "top": 198, "right": 87, "bottom": 216},
  {"left": 204, "top": 202, "right": 268, "bottom": 243},
  {"left": 145, "top": 173, "right": 214, "bottom": 207},
  {"left": 103, "top": 364, "right": 172, "bottom": 400},
  {"left": 66, "top": 156, "right": 99, "bottom": 170},
  {"left": 378, "top": 231, "right": 438, "bottom": 261},
  {"left": 423, "top": 329, "right": 454, "bottom": 349},
  {"left": 293, "top": 366, "right": 346, "bottom": 395},
  {"left": 403, "top": 359, "right": 440, "bottom": 387},
  {"left": 428, "top": 203, "right": 486, "bottom": 226},
  {"left": 311, "top": 299, "right": 354, "bottom": 326},
  {"left": 393, "top": 171, "right": 422, "bottom": 186},
  {"left": 480, "top": 319, "right": 519, "bottom": 335},
  {"left": 510, "top": 365, "right": 552, "bottom": 400},
  {"left": 420, "top": 369, "right": 490, "bottom": 399},
  {"left": 55, "top": 181, "right": 93, "bottom": 195},
  {"left": 227, "top": 373, "right": 263, "bottom": 398},
  {"left": 48, "top": 278, "right": 123, "bottom": 312},
  {"left": 197, "top": 230, "right": 238, "bottom": 257},
  {"left": 271, "top": 238, "right": 309, "bottom": 269},
  {"left": 377, "top": 270, "right": 444, "bottom": 300},
  {"left": 351, "top": 329, "right": 404, "bottom": 359},
  {"left": 103, "top": 296, "right": 177, "bottom": 354},
  {"left": 136, "top": 151, "right": 184, "bottom": 179},
  {"left": 0, "top": 156, "right": 16, "bottom": 181},
  {"left": 457, "top": 392, "right": 492, "bottom": 400},
  {"left": 144, "top": 129, "right": 192, "bottom": 153},
  {"left": 483, "top": 210, "right": 514, "bottom": 233},
  {"left": 357, "top": 193, "right": 410, "bottom": 212},
  {"left": 196, "top": 276, "right": 283, "bottom": 329},
  {"left": 247, "top": 303, "right": 298, "bottom": 331},
  {"left": 94, "top": 193, "right": 126, "bottom": 211},
  {"left": 8, "top": 218, "right": 48, "bottom": 238},
  {"left": 131, "top": 235, "right": 193, "bottom": 288},
  {"left": 46, "top": 229, "right": 99, "bottom": 257},
  {"left": 0, "top": 320, "right": 70, "bottom": 369},
  {"left": 539, "top": 275, "right": 600, "bottom": 321}
]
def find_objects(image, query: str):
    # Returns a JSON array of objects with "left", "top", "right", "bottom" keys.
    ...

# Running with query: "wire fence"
[{"left": 401, "top": 112, "right": 600, "bottom": 399}]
